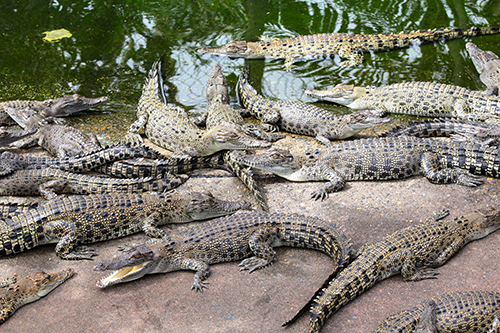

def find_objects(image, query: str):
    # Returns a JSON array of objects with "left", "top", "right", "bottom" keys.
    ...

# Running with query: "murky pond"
[{"left": 1, "top": 0, "right": 499, "bottom": 142}]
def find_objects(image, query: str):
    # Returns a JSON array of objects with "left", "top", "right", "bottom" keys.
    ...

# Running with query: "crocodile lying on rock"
[
  {"left": 193, "top": 63, "right": 284, "bottom": 142},
  {"left": 372, "top": 291, "right": 500, "bottom": 333},
  {"left": 125, "top": 58, "right": 271, "bottom": 157},
  {"left": 0, "top": 268, "right": 74, "bottom": 324},
  {"left": 230, "top": 136, "right": 500, "bottom": 200},
  {"left": 94, "top": 212, "right": 352, "bottom": 290},
  {"left": 466, "top": 42, "right": 500, "bottom": 96},
  {"left": 0, "top": 169, "right": 189, "bottom": 199},
  {"left": 0, "top": 94, "right": 108, "bottom": 128},
  {"left": 0, "top": 190, "right": 249, "bottom": 259},
  {"left": 198, "top": 27, "right": 500, "bottom": 69},
  {"left": 305, "top": 82, "right": 500, "bottom": 122},
  {"left": 283, "top": 208, "right": 500, "bottom": 333},
  {"left": 238, "top": 68, "right": 390, "bottom": 144}
]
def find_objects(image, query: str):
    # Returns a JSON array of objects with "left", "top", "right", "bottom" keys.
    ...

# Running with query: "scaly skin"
[
  {"left": 125, "top": 58, "right": 271, "bottom": 157},
  {"left": 229, "top": 136, "right": 500, "bottom": 200},
  {"left": 466, "top": 42, "right": 500, "bottom": 96},
  {"left": 238, "top": 69, "right": 390, "bottom": 144},
  {"left": 193, "top": 63, "right": 284, "bottom": 142},
  {"left": 0, "top": 94, "right": 108, "bottom": 128},
  {"left": 0, "top": 197, "right": 43, "bottom": 220},
  {"left": 93, "top": 212, "right": 353, "bottom": 291},
  {"left": 198, "top": 27, "right": 500, "bottom": 69},
  {"left": 305, "top": 82, "right": 500, "bottom": 122},
  {"left": 372, "top": 291, "right": 500, "bottom": 333},
  {"left": 9, "top": 124, "right": 102, "bottom": 157},
  {"left": 282, "top": 208, "right": 500, "bottom": 332},
  {"left": 0, "top": 168, "right": 189, "bottom": 200},
  {"left": 0, "top": 268, "right": 74, "bottom": 324},
  {"left": 0, "top": 190, "right": 250, "bottom": 260}
]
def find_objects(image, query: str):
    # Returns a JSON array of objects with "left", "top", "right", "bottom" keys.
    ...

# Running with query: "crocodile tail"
[{"left": 414, "top": 27, "right": 500, "bottom": 44}]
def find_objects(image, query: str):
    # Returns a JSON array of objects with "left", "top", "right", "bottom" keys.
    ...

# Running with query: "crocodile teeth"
[{"left": 96, "top": 263, "right": 146, "bottom": 288}]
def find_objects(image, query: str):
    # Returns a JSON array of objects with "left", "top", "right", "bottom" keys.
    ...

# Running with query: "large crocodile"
[
  {"left": 372, "top": 290, "right": 500, "bottom": 333},
  {"left": 93, "top": 212, "right": 352, "bottom": 290},
  {"left": 0, "top": 168, "right": 189, "bottom": 199},
  {"left": 229, "top": 136, "right": 500, "bottom": 200},
  {"left": 0, "top": 268, "right": 74, "bottom": 324},
  {"left": 466, "top": 42, "right": 500, "bottom": 96},
  {"left": 198, "top": 27, "right": 500, "bottom": 69},
  {"left": 305, "top": 82, "right": 500, "bottom": 122},
  {"left": 238, "top": 69, "right": 390, "bottom": 144},
  {"left": 193, "top": 63, "right": 284, "bottom": 142},
  {"left": 125, "top": 58, "right": 271, "bottom": 157},
  {"left": 0, "top": 94, "right": 108, "bottom": 128},
  {"left": 0, "top": 190, "right": 249, "bottom": 259},
  {"left": 283, "top": 208, "right": 500, "bottom": 332}
]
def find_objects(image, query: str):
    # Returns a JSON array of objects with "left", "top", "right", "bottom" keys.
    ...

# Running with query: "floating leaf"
[{"left": 42, "top": 28, "right": 72, "bottom": 42}]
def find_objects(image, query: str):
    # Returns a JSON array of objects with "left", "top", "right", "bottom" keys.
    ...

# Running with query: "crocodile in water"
[
  {"left": 466, "top": 42, "right": 500, "bottom": 96},
  {"left": 283, "top": 208, "right": 500, "bottom": 332},
  {"left": 94, "top": 212, "right": 352, "bottom": 290},
  {"left": 0, "top": 268, "right": 74, "bottom": 324},
  {"left": 198, "top": 27, "right": 500, "bottom": 69},
  {"left": 125, "top": 58, "right": 271, "bottom": 157},
  {"left": 0, "top": 190, "right": 249, "bottom": 259},
  {"left": 305, "top": 82, "right": 500, "bottom": 122},
  {"left": 0, "top": 94, "right": 108, "bottom": 128},
  {"left": 230, "top": 136, "right": 500, "bottom": 200},
  {"left": 238, "top": 68, "right": 390, "bottom": 144},
  {"left": 372, "top": 290, "right": 500, "bottom": 333}
]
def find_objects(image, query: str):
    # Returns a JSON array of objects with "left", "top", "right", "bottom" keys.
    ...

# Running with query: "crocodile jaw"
[{"left": 96, "top": 262, "right": 154, "bottom": 288}]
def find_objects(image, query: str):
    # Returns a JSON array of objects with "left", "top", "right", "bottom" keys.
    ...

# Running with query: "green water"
[{"left": 0, "top": 0, "right": 499, "bottom": 133}]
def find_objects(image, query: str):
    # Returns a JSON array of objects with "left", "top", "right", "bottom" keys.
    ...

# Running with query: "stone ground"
[{"left": 1, "top": 133, "right": 500, "bottom": 333}]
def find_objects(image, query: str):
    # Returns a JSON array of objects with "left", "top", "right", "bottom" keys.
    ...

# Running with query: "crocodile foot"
[
  {"left": 191, "top": 280, "right": 209, "bottom": 292},
  {"left": 61, "top": 245, "right": 98, "bottom": 260},
  {"left": 123, "top": 133, "right": 144, "bottom": 145},
  {"left": 457, "top": 173, "right": 485, "bottom": 187},
  {"left": 239, "top": 256, "right": 272, "bottom": 273},
  {"left": 310, "top": 189, "right": 329, "bottom": 201}
]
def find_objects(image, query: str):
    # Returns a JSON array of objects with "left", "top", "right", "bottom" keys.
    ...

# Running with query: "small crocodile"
[
  {"left": 0, "top": 268, "right": 74, "bottom": 324},
  {"left": 372, "top": 291, "right": 500, "bottom": 333},
  {"left": 198, "top": 27, "right": 500, "bottom": 69},
  {"left": 93, "top": 212, "right": 352, "bottom": 290},
  {"left": 0, "top": 94, "right": 108, "bottom": 128},
  {"left": 238, "top": 69, "right": 390, "bottom": 144},
  {"left": 8, "top": 124, "right": 102, "bottom": 157},
  {"left": 305, "top": 82, "right": 500, "bottom": 122},
  {"left": 283, "top": 208, "right": 500, "bottom": 332},
  {"left": 0, "top": 190, "right": 249, "bottom": 259},
  {"left": 230, "top": 136, "right": 500, "bottom": 200},
  {"left": 466, "top": 42, "right": 500, "bottom": 96},
  {"left": 380, "top": 118, "right": 500, "bottom": 146},
  {"left": 193, "top": 63, "right": 284, "bottom": 142},
  {"left": 0, "top": 168, "right": 189, "bottom": 199},
  {"left": 125, "top": 58, "right": 271, "bottom": 157}
]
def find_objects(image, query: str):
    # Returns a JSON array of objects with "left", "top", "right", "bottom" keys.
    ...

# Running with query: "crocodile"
[
  {"left": 0, "top": 143, "right": 160, "bottom": 176},
  {"left": 0, "top": 190, "right": 249, "bottom": 259},
  {"left": 282, "top": 208, "right": 500, "bottom": 332},
  {"left": 193, "top": 63, "right": 284, "bottom": 142},
  {"left": 0, "top": 268, "right": 74, "bottom": 324},
  {"left": 93, "top": 212, "right": 353, "bottom": 291},
  {"left": 125, "top": 58, "right": 271, "bottom": 157},
  {"left": 305, "top": 82, "right": 500, "bottom": 122},
  {"left": 0, "top": 168, "right": 189, "bottom": 200},
  {"left": 0, "top": 94, "right": 108, "bottom": 128},
  {"left": 230, "top": 135, "right": 500, "bottom": 200},
  {"left": 380, "top": 118, "right": 500, "bottom": 146},
  {"left": 466, "top": 42, "right": 500, "bottom": 96},
  {"left": 8, "top": 124, "right": 102, "bottom": 157},
  {"left": 0, "top": 197, "right": 43, "bottom": 220},
  {"left": 198, "top": 27, "right": 500, "bottom": 69},
  {"left": 238, "top": 68, "right": 391, "bottom": 144},
  {"left": 372, "top": 290, "right": 500, "bottom": 333},
  {"left": 0, "top": 126, "right": 37, "bottom": 147}
]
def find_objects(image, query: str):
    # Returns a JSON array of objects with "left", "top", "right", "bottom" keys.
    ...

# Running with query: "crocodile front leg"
[
  {"left": 141, "top": 211, "right": 170, "bottom": 240},
  {"left": 38, "top": 179, "right": 69, "bottom": 200},
  {"left": 44, "top": 220, "right": 98, "bottom": 260},
  {"left": 125, "top": 115, "right": 148, "bottom": 145},
  {"left": 310, "top": 169, "right": 345, "bottom": 200},
  {"left": 420, "top": 152, "right": 485, "bottom": 186},
  {"left": 239, "top": 226, "right": 278, "bottom": 272},
  {"left": 259, "top": 107, "right": 281, "bottom": 132},
  {"left": 192, "top": 111, "right": 208, "bottom": 126},
  {"left": 337, "top": 45, "right": 363, "bottom": 67}
]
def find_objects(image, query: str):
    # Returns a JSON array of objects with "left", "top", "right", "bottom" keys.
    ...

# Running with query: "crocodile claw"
[
  {"left": 239, "top": 256, "right": 271, "bottom": 273},
  {"left": 191, "top": 280, "right": 209, "bottom": 292},
  {"left": 62, "top": 245, "right": 98, "bottom": 260},
  {"left": 457, "top": 173, "right": 485, "bottom": 187},
  {"left": 123, "top": 133, "right": 144, "bottom": 146},
  {"left": 310, "top": 189, "right": 329, "bottom": 201}
]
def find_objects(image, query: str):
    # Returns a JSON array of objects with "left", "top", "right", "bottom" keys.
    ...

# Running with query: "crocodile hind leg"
[
  {"left": 420, "top": 152, "right": 485, "bottom": 186},
  {"left": 141, "top": 211, "right": 171, "bottom": 240},
  {"left": 44, "top": 220, "right": 98, "bottom": 260},
  {"left": 125, "top": 114, "right": 148, "bottom": 145},
  {"left": 337, "top": 45, "right": 363, "bottom": 67},
  {"left": 38, "top": 179, "right": 69, "bottom": 200},
  {"left": 239, "top": 226, "right": 279, "bottom": 272}
]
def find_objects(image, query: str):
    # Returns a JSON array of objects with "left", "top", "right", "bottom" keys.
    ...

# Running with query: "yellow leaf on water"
[{"left": 42, "top": 28, "right": 72, "bottom": 42}]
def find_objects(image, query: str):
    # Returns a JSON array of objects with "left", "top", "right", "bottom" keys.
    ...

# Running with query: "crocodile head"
[
  {"left": 465, "top": 42, "right": 499, "bottom": 74},
  {"left": 343, "top": 110, "right": 391, "bottom": 131},
  {"left": 94, "top": 238, "right": 173, "bottom": 288},
  {"left": 305, "top": 84, "right": 368, "bottom": 105},
  {"left": 198, "top": 40, "right": 264, "bottom": 59},
  {"left": 186, "top": 190, "right": 251, "bottom": 220},
  {"left": 17, "top": 268, "right": 74, "bottom": 298},
  {"left": 415, "top": 300, "right": 438, "bottom": 333},
  {"left": 206, "top": 63, "right": 230, "bottom": 104},
  {"left": 230, "top": 148, "right": 300, "bottom": 177},
  {"left": 209, "top": 122, "right": 272, "bottom": 151},
  {"left": 469, "top": 206, "right": 500, "bottom": 239},
  {"left": 45, "top": 94, "right": 109, "bottom": 117}
]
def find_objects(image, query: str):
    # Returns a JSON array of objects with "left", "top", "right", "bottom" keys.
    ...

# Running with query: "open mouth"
[{"left": 96, "top": 263, "right": 147, "bottom": 288}]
